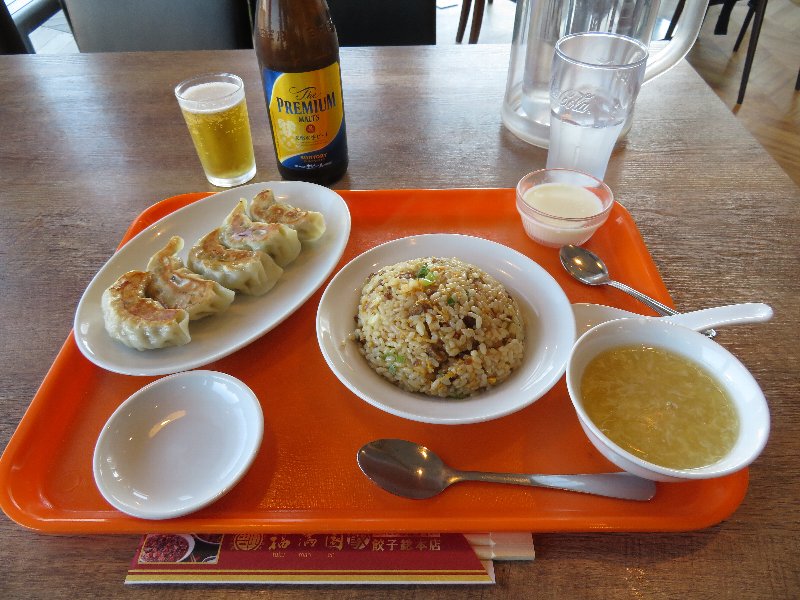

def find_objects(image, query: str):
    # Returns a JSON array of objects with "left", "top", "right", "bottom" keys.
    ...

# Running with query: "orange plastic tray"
[{"left": 0, "top": 189, "right": 747, "bottom": 534}]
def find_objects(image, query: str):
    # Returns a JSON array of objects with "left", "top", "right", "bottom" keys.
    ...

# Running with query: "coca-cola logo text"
[{"left": 557, "top": 90, "right": 593, "bottom": 114}]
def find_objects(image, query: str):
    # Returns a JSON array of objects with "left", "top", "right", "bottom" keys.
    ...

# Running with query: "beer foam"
[{"left": 178, "top": 81, "right": 243, "bottom": 114}]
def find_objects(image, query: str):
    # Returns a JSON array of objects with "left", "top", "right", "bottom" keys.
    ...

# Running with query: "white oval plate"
[
  {"left": 316, "top": 234, "right": 576, "bottom": 425},
  {"left": 93, "top": 370, "right": 263, "bottom": 520},
  {"left": 74, "top": 181, "right": 351, "bottom": 376}
]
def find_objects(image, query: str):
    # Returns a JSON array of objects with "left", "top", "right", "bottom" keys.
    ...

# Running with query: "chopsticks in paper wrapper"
[{"left": 126, "top": 532, "right": 534, "bottom": 585}]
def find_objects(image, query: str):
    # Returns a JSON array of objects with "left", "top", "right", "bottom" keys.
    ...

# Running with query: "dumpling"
[
  {"left": 250, "top": 188, "right": 326, "bottom": 242},
  {"left": 188, "top": 228, "right": 283, "bottom": 296},
  {"left": 101, "top": 270, "right": 191, "bottom": 351},
  {"left": 146, "top": 236, "right": 235, "bottom": 320},
  {"left": 219, "top": 199, "right": 301, "bottom": 267}
]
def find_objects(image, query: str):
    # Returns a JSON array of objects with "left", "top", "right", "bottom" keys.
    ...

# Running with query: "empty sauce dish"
[{"left": 93, "top": 370, "right": 263, "bottom": 520}]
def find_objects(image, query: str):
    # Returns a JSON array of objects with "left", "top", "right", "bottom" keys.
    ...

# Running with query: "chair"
[
  {"left": 61, "top": 0, "right": 255, "bottom": 52},
  {"left": 707, "top": 0, "right": 770, "bottom": 104},
  {"left": 327, "top": 0, "right": 436, "bottom": 46},
  {"left": 667, "top": 0, "right": 771, "bottom": 104},
  {"left": 457, "top": 0, "right": 492, "bottom": 44},
  {"left": 730, "top": 0, "right": 768, "bottom": 104},
  {"left": 2, "top": 0, "right": 60, "bottom": 53},
  {"left": 1, "top": 2, "right": 27, "bottom": 53}
]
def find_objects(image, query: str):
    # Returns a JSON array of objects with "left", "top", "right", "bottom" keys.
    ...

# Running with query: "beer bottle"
[{"left": 254, "top": 0, "right": 348, "bottom": 185}]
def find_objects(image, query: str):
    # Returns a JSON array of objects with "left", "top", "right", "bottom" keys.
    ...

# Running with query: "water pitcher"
[{"left": 501, "top": 0, "right": 709, "bottom": 148}]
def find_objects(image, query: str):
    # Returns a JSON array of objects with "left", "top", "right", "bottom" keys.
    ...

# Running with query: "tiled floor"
[{"left": 28, "top": 9, "right": 77, "bottom": 53}]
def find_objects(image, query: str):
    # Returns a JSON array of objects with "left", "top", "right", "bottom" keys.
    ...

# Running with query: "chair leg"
[
  {"left": 795, "top": 66, "right": 799, "bottom": 91},
  {"left": 664, "top": 0, "right": 685, "bottom": 41},
  {"left": 737, "top": 0, "right": 768, "bottom": 104},
  {"left": 456, "top": 0, "right": 472, "bottom": 44},
  {"left": 733, "top": 6, "right": 755, "bottom": 52},
  {"left": 469, "top": 0, "right": 486, "bottom": 44},
  {"left": 714, "top": 0, "right": 738, "bottom": 35},
  {"left": 0, "top": 2, "right": 29, "bottom": 53}
]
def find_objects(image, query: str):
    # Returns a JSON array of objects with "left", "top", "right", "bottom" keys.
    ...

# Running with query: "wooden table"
[{"left": 0, "top": 46, "right": 798, "bottom": 598}]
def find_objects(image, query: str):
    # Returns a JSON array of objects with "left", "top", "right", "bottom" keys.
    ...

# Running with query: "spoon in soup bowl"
[{"left": 572, "top": 302, "right": 773, "bottom": 337}]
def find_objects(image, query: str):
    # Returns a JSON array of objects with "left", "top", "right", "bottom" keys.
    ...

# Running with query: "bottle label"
[{"left": 262, "top": 63, "right": 347, "bottom": 172}]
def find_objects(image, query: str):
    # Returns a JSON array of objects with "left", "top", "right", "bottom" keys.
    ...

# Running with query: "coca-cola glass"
[{"left": 546, "top": 32, "right": 648, "bottom": 181}]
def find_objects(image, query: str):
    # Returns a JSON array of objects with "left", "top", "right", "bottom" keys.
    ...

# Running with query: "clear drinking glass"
[
  {"left": 175, "top": 73, "right": 257, "bottom": 187},
  {"left": 546, "top": 32, "right": 648, "bottom": 181}
]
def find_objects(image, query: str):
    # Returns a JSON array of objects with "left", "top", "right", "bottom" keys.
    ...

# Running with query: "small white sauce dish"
[
  {"left": 93, "top": 370, "right": 263, "bottom": 519},
  {"left": 566, "top": 318, "right": 770, "bottom": 482},
  {"left": 516, "top": 168, "right": 613, "bottom": 248}
]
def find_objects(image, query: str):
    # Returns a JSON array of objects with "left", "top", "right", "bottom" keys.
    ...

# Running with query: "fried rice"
[{"left": 354, "top": 257, "right": 526, "bottom": 398}]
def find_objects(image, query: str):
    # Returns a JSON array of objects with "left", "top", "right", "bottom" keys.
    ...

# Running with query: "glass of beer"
[{"left": 175, "top": 73, "right": 256, "bottom": 187}]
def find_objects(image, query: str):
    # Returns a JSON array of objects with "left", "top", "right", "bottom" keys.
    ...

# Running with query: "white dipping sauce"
[
  {"left": 520, "top": 182, "right": 606, "bottom": 247},
  {"left": 522, "top": 182, "right": 602, "bottom": 217}
]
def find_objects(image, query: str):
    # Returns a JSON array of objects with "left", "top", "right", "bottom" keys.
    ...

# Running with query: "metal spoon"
[
  {"left": 357, "top": 439, "right": 656, "bottom": 502},
  {"left": 559, "top": 244, "right": 717, "bottom": 338}
]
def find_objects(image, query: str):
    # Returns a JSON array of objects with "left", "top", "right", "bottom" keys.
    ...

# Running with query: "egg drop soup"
[{"left": 580, "top": 345, "right": 739, "bottom": 470}]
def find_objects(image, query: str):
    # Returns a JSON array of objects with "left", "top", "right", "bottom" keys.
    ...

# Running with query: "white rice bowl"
[{"left": 316, "top": 234, "right": 576, "bottom": 425}]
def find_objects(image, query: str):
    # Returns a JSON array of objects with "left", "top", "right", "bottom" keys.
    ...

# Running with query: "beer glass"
[
  {"left": 175, "top": 73, "right": 256, "bottom": 187},
  {"left": 546, "top": 32, "right": 648, "bottom": 181}
]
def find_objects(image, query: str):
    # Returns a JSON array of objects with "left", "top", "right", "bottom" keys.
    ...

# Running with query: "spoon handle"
[
  {"left": 607, "top": 281, "right": 717, "bottom": 338},
  {"left": 606, "top": 280, "right": 677, "bottom": 316},
  {"left": 455, "top": 470, "right": 656, "bottom": 501},
  {"left": 662, "top": 303, "right": 773, "bottom": 331}
]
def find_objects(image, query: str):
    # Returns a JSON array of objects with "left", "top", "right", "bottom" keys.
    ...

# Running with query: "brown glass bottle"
[{"left": 254, "top": 0, "right": 348, "bottom": 185}]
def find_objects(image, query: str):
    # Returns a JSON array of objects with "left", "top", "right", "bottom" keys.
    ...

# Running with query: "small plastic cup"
[{"left": 515, "top": 168, "right": 613, "bottom": 248}]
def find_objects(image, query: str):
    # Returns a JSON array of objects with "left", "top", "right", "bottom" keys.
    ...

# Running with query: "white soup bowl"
[{"left": 566, "top": 318, "right": 770, "bottom": 482}]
